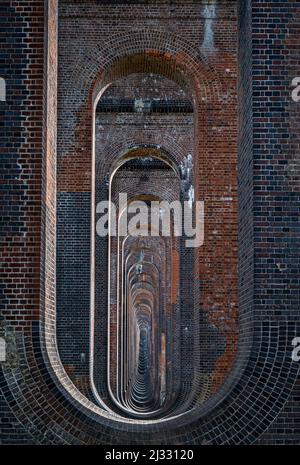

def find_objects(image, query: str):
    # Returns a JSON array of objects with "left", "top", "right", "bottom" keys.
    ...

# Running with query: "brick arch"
[
  {"left": 95, "top": 142, "right": 186, "bottom": 182},
  {"left": 69, "top": 29, "right": 221, "bottom": 97},
  {"left": 53, "top": 27, "right": 244, "bottom": 427},
  {"left": 0, "top": 77, "right": 6, "bottom": 101},
  {"left": 55, "top": 22, "right": 244, "bottom": 430},
  {"left": 58, "top": 28, "right": 222, "bottom": 190},
  {"left": 36, "top": 0, "right": 298, "bottom": 444},
  {"left": 0, "top": 0, "right": 298, "bottom": 445},
  {"left": 93, "top": 145, "right": 183, "bottom": 419}
]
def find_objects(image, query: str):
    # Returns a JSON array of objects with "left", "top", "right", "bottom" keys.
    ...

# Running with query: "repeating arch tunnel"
[
  {"left": 1, "top": 0, "right": 299, "bottom": 447},
  {"left": 18, "top": 1, "right": 297, "bottom": 444},
  {"left": 91, "top": 62, "right": 227, "bottom": 421},
  {"left": 106, "top": 157, "right": 183, "bottom": 419}
]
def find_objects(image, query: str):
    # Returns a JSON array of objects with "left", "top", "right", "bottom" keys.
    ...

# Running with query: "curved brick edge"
[{"left": 1, "top": 320, "right": 299, "bottom": 444}]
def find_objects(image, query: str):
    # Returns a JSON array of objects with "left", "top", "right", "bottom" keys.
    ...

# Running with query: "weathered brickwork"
[
  {"left": 0, "top": 0, "right": 299, "bottom": 445},
  {"left": 56, "top": 0, "right": 239, "bottom": 411}
]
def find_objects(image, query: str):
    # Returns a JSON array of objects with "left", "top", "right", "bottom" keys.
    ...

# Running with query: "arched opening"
[
  {"left": 89, "top": 62, "right": 232, "bottom": 422},
  {"left": 0, "top": 337, "right": 6, "bottom": 362},
  {"left": 54, "top": 35, "right": 241, "bottom": 430},
  {"left": 36, "top": 0, "right": 299, "bottom": 444},
  {"left": 91, "top": 69, "right": 197, "bottom": 421}
]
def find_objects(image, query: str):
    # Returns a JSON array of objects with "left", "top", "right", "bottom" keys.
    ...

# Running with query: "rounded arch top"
[
  {"left": 102, "top": 145, "right": 181, "bottom": 183},
  {"left": 69, "top": 29, "right": 223, "bottom": 104}
]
